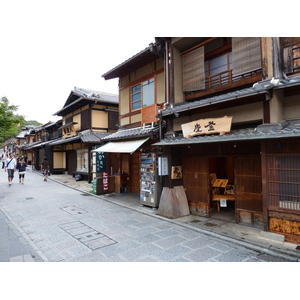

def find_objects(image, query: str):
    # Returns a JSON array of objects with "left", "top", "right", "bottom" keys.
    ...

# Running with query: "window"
[
  {"left": 267, "top": 155, "right": 300, "bottom": 210},
  {"left": 131, "top": 78, "right": 154, "bottom": 110},
  {"left": 282, "top": 38, "right": 300, "bottom": 75},
  {"left": 77, "top": 149, "right": 89, "bottom": 173},
  {"left": 182, "top": 37, "right": 262, "bottom": 95},
  {"left": 205, "top": 52, "right": 232, "bottom": 88}
]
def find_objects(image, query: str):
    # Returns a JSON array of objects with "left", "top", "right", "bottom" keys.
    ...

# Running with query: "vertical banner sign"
[
  {"left": 102, "top": 171, "right": 109, "bottom": 191},
  {"left": 96, "top": 148, "right": 106, "bottom": 173}
]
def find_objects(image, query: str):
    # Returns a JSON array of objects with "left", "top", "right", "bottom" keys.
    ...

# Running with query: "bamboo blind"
[
  {"left": 232, "top": 37, "right": 262, "bottom": 76},
  {"left": 182, "top": 46, "right": 205, "bottom": 92}
]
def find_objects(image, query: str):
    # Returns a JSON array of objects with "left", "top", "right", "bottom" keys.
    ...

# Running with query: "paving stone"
[
  {"left": 61, "top": 205, "right": 88, "bottom": 215},
  {"left": 59, "top": 221, "right": 84, "bottom": 230},
  {"left": 99, "top": 240, "right": 139, "bottom": 257},
  {"left": 63, "top": 244, "right": 91, "bottom": 257},
  {"left": 85, "top": 236, "right": 117, "bottom": 250},
  {"left": 213, "top": 249, "right": 253, "bottom": 262},
  {"left": 10, "top": 255, "right": 24, "bottom": 262},
  {"left": 2, "top": 171, "right": 298, "bottom": 262},
  {"left": 153, "top": 244, "right": 191, "bottom": 261},
  {"left": 184, "top": 247, "right": 222, "bottom": 262},
  {"left": 155, "top": 228, "right": 180, "bottom": 238},
  {"left": 120, "top": 243, "right": 162, "bottom": 261},
  {"left": 154, "top": 235, "right": 187, "bottom": 249},
  {"left": 183, "top": 237, "right": 214, "bottom": 249},
  {"left": 209, "top": 242, "right": 233, "bottom": 252},
  {"left": 66, "top": 226, "right": 94, "bottom": 236},
  {"left": 133, "top": 233, "right": 162, "bottom": 244}
]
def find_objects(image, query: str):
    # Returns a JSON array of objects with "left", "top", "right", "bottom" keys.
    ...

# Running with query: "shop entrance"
[{"left": 209, "top": 156, "right": 236, "bottom": 222}]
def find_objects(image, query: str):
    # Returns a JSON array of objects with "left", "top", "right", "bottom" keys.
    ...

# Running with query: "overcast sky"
[
  {"left": 0, "top": 1, "right": 159, "bottom": 124},
  {"left": 0, "top": 1, "right": 290, "bottom": 125}
]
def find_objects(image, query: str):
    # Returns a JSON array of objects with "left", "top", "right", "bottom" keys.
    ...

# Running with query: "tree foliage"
[{"left": 0, "top": 96, "right": 26, "bottom": 143}]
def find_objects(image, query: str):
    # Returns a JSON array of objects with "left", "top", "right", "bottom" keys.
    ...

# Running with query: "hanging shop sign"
[
  {"left": 102, "top": 171, "right": 109, "bottom": 191},
  {"left": 95, "top": 147, "right": 106, "bottom": 173},
  {"left": 171, "top": 166, "right": 183, "bottom": 179},
  {"left": 181, "top": 116, "right": 233, "bottom": 138}
]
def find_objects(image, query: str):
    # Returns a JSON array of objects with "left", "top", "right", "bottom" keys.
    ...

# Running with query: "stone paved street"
[{"left": 0, "top": 168, "right": 295, "bottom": 262}]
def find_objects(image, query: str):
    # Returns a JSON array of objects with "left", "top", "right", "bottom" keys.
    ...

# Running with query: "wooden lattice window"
[
  {"left": 282, "top": 37, "right": 300, "bottom": 75},
  {"left": 267, "top": 155, "right": 300, "bottom": 210}
]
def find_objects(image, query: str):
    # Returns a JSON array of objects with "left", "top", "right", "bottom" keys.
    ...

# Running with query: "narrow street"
[{"left": 0, "top": 168, "right": 296, "bottom": 262}]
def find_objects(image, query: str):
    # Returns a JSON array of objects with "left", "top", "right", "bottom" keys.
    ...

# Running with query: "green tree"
[
  {"left": 25, "top": 120, "right": 42, "bottom": 126},
  {"left": 0, "top": 96, "right": 26, "bottom": 143}
]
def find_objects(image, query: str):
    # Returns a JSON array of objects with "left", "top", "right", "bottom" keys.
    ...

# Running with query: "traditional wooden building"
[
  {"left": 49, "top": 87, "right": 119, "bottom": 182},
  {"left": 22, "top": 121, "right": 62, "bottom": 169},
  {"left": 98, "top": 45, "right": 165, "bottom": 196},
  {"left": 154, "top": 37, "right": 300, "bottom": 243}
]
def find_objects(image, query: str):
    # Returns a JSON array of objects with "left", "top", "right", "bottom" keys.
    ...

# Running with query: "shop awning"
[{"left": 92, "top": 138, "right": 149, "bottom": 154}]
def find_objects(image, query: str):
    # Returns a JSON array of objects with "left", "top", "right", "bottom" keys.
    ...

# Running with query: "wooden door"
[
  {"left": 183, "top": 156, "right": 210, "bottom": 215},
  {"left": 67, "top": 150, "right": 77, "bottom": 175},
  {"left": 130, "top": 152, "right": 140, "bottom": 194},
  {"left": 235, "top": 156, "right": 262, "bottom": 212}
]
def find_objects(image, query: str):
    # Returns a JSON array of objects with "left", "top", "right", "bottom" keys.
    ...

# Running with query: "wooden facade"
[
  {"left": 101, "top": 45, "right": 164, "bottom": 193},
  {"left": 100, "top": 37, "right": 300, "bottom": 243},
  {"left": 156, "top": 37, "right": 300, "bottom": 243}
]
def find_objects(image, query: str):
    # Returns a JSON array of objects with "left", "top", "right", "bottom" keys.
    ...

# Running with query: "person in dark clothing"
[
  {"left": 16, "top": 157, "right": 27, "bottom": 184},
  {"left": 41, "top": 156, "right": 50, "bottom": 182}
]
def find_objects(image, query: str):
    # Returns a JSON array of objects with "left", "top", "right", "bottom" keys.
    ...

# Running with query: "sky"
[
  {"left": 0, "top": 1, "right": 159, "bottom": 124},
  {"left": 0, "top": 1, "right": 290, "bottom": 126}
]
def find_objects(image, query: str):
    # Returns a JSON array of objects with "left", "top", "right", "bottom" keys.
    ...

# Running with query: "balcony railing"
[
  {"left": 185, "top": 68, "right": 262, "bottom": 101},
  {"left": 205, "top": 69, "right": 262, "bottom": 90}
]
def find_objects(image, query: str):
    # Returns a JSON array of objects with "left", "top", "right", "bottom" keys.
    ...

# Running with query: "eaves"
[{"left": 161, "top": 86, "right": 268, "bottom": 117}]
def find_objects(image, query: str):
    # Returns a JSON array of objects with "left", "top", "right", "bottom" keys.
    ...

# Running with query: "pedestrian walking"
[
  {"left": 4, "top": 153, "right": 17, "bottom": 186},
  {"left": 41, "top": 156, "right": 50, "bottom": 182},
  {"left": 16, "top": 157, "right": 27, "bottom": 184},
  {"left": 2, "top": 151, "right": 8, "bottom": 169}
]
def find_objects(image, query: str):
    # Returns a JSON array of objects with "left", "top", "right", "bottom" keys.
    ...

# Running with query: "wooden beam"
[{"left": 180, "top": 37, "right": 218, "bottom": 55}]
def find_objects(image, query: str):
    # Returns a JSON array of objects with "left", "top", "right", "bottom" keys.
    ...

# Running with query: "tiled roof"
[
  {"left": 161, "top": 86, "right": 267, "bottom": 116},
  {"left": 48, "top": 130, "right": 110, "bottom": 146},
  {"left": 48, "top": 135, "right": 80, "bottom": 146},
  {"left": 161, "top": 76, "right": 300, "bottom": 117},
  {"left": 102, "top": 125, "right": 160, "bottom": 141},
  {"left": 154, "top": 119, "right": 300, "bottom": 146},
  {"left": 16, "top": 131, "right": 27, "bottom": 138},
  {"left": 102, "top": 43, "right": 160, "bottom": 80},
  {"left": 80, "top": 131, "right": 111, "bottom": 143},
  {"left": 54, "top": 87, "right": 118, "bottom": 116},
  {"left": 73, "top": 87, "right": 118, "bottom": 104}
]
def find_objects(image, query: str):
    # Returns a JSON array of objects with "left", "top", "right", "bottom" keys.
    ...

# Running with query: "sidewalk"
[
  {"left": 47, "top": 171, "right": 300, "bottom": 261},
  {"left": 0, "top": 209, "right": 43, "bottom": 262}
]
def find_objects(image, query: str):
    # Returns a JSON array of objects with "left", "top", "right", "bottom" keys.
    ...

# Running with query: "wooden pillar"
[{"left": 261, "top": 141, "right": 269, "bottom": 231}]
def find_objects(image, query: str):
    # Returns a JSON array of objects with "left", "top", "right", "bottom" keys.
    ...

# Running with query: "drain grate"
[
  {"left": 59, "top": 221, "right": 117, "bottom": 250},
  {"left": 60, "top": 205, "right": 87, "bottom": 215},
  {"left": 26, "top": 197, "right": 33, "bottom": 200}
]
